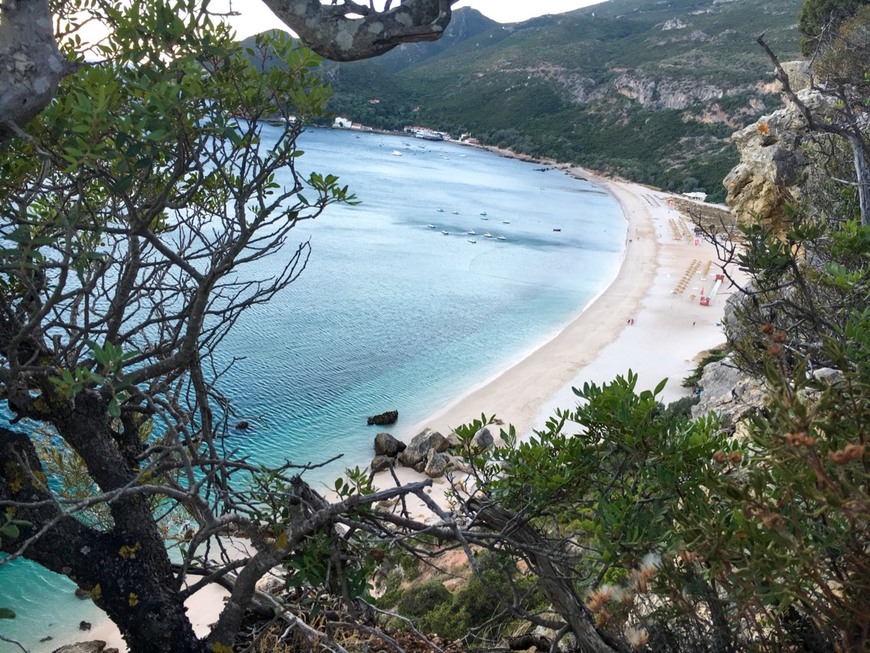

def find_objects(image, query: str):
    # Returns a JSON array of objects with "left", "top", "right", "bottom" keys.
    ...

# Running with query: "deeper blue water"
[{"left": 0, "top": 128, "right": 624, "bottom": 651}]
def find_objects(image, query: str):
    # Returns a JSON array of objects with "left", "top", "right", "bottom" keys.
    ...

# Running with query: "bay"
[{"left": 0, "top": 128, "right": 625, "bottom": 650}]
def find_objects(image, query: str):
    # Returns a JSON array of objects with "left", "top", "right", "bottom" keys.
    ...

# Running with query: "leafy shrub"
[
  {"left": 660, "top": 394, "right": 700, "bottom": 419},
  {"left": 682, "top": 346, "right": 729, "bottom": 388},
  {"left": 396, "top": 580, "right": 452, "bottom": 619}
]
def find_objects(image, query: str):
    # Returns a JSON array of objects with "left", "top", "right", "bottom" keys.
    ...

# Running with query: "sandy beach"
[
  {"left": 396, "top": 167, "right": 737, "bottom": 443},
  {"left": 56, "top": 166, "right": 738, "bottom": 652}
]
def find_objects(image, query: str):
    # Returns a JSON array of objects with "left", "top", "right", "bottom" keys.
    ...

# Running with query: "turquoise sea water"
[{"left": 0, "top": 128, "right": 625, "bottom": 651}]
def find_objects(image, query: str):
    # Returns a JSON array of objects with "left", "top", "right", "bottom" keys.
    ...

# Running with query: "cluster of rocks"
[{"left": 370, "top": 427, "right": 499, "bottom": 479}]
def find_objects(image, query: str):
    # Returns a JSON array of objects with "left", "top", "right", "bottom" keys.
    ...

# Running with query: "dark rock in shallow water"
[
  {"left": 79, "top": 621, "right": 92, "bottom": 631},
  {"left": 74, "top": 587, "right": 90, "bottom": 600},
  {"left": 370, "top": 455, "right": 395, "bottom": 474},
  {"left": 235, "top": 420, "right": 250, "bottom": 430},
  {"left": 367, "top": 410, "right": 398, "bottom": 426},
  {"left": 374, "top": 432, "right": 406, "bottom": 457}
]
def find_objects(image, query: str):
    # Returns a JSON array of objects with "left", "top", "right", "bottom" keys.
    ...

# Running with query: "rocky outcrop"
[
  {"left": 370, "top": 432, "right": 405, "bottom": 473},
  {"left": 691, "top": 357, "right": 767, "bottom": 430},
  {"left": 613, "top": 73, "right": 724, "bottom": 111},
  {"left": 661, "top": 18, "right": 687, "bottom": 31},
  {"left": 367, "top": 410, "right": 398, "bottom": 426},
  {"left": 723, "top": 86, "right": 835, "bottom": 227}
]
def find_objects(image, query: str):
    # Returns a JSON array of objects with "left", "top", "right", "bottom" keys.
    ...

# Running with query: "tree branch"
[{"left": 261, "top": 0, "right": 460, "bottom": 61}]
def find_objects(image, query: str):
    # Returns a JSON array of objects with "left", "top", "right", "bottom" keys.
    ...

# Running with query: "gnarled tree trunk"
[
  {"left": 471, "top": 501, "right": 623, "bottom": 653},
  {"left": 0, "top": 0, "right": 71, "bottom": 137}
]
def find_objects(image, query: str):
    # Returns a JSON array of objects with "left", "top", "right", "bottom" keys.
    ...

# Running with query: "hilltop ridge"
[{"left": 262, "top": 0, "right": 804, "bottom": 202}]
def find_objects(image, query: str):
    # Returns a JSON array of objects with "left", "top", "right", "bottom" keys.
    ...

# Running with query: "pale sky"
[{"left": 223, "top": 1, "right": 604, "bottom": 40}]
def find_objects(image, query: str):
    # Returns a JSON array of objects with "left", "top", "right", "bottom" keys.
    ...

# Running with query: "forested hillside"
[{"left": 302, "top": 0, "right": 804, "bottom": 201}]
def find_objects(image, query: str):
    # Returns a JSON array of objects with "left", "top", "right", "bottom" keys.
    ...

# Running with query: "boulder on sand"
[
  {"left": 373, "top": 432, "right": 406, "bottom": 457},
  {"left": 397, "top": 428, "right": 448, "bottom": 469},
  {"left": 424, "top": 449, "right": 452, "bottom": 478},
  {"left": 370, "top": 454, "right": 396, "bottom": 474}
]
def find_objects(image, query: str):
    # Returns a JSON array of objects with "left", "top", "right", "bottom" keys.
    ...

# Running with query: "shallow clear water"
[{"left": 0, "top": 128, "right": 624, "bottom": 650}]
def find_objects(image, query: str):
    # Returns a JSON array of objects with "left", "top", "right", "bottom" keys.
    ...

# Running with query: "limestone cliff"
[
  {"left": 721, "top": 61, "right": 837, "bottom": 227},
  {"left": 612, "top": 73, "right": 725, "bottom": 111}
]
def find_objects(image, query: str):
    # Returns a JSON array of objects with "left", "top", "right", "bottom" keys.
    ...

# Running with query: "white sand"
[
  {"left": 60, "top": 169, "right": 738, "bottom": 651},
  {"left": 371, "top": 168, "right": 739, "bottom": 519},
  {"left": 72, "top": 583, "right": 228, "bottom": 652},
  {"left": 395, "top": 170, "right": 737, "bottom": 443}
]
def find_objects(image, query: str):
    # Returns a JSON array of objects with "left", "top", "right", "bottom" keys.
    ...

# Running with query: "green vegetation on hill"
[{"left": 306, "top": 0, "right": 804, "bottom": 202}]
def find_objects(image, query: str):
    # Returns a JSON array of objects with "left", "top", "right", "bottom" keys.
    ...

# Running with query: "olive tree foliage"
[
  {"left": 0, "top": 0, "right": 461, "bottom": 138},
  {"left": 0, "top": 2, "right": 439, "bottom": 652}
]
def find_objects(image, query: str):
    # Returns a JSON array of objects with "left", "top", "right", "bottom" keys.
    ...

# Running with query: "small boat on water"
[
  {"left": 483, "top": 232, "right": 493, "bottom": 238},
  {"left": 468, "top": 239, "right": 477, "bottom": 244},
  {"left": 452, "top": 211, "right": 459, "bottom": 215},
  {"left": 553, "top": 228, "right": 562, "bottom": 232},
  {"left": 391, "top": 150, "right": 402, "bottom": 156},
  {"left": 437, "top": 208, "right": 445, "bottom": 213},
  {"left": 502, "top": 220, "right": 511, "bottom": 224},
  {"left": 427, "top": 224, "right": 436, "bottom": 228},
  {"left": 480, "top": 212, "right": 487, "bottom": 216},
  {"left": 467, "top": 229, "right": 476, "bottom": 235},
  {"left": 441, "top": 230, "right": 449, "bottom": 235},
  {"left": 481, "top": 216, "right": 488, "bottom": 220},
  {"left": 497, "top": 235, "right": 506, "bottom": 241}
]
